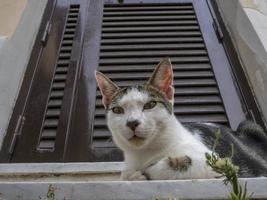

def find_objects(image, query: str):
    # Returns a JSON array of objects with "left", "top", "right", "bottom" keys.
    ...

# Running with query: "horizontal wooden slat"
[
  {"left": 104, "top": 3, "right": 192, "bottom": 7},
  {"left": 46, "top": 109, "right": 61, "bottom": 118},
  {"left": 47, "top": 99, "right": 63, "bottom": 108},
  {"left": 100, "top": 49, "right": 207, "bottom": 58},
  {"left": 56, "top": 67, "right": 68, "bottom": 73},
  {"left": 93, "top": 130, "right": 111, "bottom": 139},
  {"left": 102, "top": 26, "right": 200, "bottom": 33},
  {"left": 104, "top": 10, "right": 195, "bottom": 17},
  {"left": 57, "top": 60, "right": 70, "bottom": 65},
  {"left": 174, "top": 87, "right": 219, "bottom": 96},
  {"left": 103, "top": 15, "right": 196, "bottom": 22},
  {"left": 54, "top": 74, "right": 67, "bottom": 81},
  {"left": 38, "top": 140, "right": 55, "bottom": 150},
  {"left": 101, "top": 31, "right": 201, "bottom": 39},
  {"left": 61, "top": 40, "right": 73, "bottom": 46},
  {"left": 99, "top": 63, "right": 211, "bottom": 72},
  {"left": 67, "top": 18, "right": 78, "bottom": 23},
  {"left": 50, "top": 90, "right": 64, "bottom": 98},
  {"left": 102, "top": 20, "right": 198, "bottom": 27},
  {"left": 52, "top": 82, "right": 66, "bottom": 89},
  {"left": 104, "top": 6, "right": 193, "bottom": 12},
  {"left": 60, "top": 48, "right": 72, "bottom": 53},
  {"left": 91, "top": 139, "right": 115, "bottom": 148},
  {"left": 101, "top": 37, "right": 203, "bottom": 45},
  {"left": 99, "top": 57, "right": 209, "bottom": 65},
  {"left": 69, "top": 8, "right": 80, "bottom": 13},
  {"left": 43, "top": 119, "right": 58, "bottom": 128},
  {"left": 95, "top": 71, "right": 214, "bottom": 80},
  {"left": 100, "top": 43, "right": 205, "bottom": 51},
  {"left": 41, "top": 129, "right": 57, "bottom": 139},
  {"left": 64, "top": 29, "right": 76, "bottom": 34},
  {"left": 177, "top": 114, "right": 228, "bottom": 123},
  {"left": 68, "top": 13, "right": 79, "bottom": 18},
  {"left": 63, "top": 34, "right": 75, "bottom": 40}
]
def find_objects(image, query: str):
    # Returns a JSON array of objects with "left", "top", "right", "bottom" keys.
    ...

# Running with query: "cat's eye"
[
  {"left": 112, "top": 106, "right": 124, "bottom": 114},
  {"left": 143, "top": 101, "right": 157, "bottom": 110}
]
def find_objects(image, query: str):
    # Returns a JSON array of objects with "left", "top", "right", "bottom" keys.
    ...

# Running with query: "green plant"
[
  {"left": 46, "top": 185, "right": 55, "bottom": 200},
  {"left": 205, "top": 130, "right": 252, "bottom": 200}
]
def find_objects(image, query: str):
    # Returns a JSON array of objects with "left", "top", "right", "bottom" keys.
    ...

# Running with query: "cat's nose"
[{"left": 126, "top": 120, "right": 140, "bottom": 131}]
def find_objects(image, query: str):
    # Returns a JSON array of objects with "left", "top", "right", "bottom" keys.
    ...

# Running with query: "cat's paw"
[
  {"left": 121, "top": 170, "right": 147, "bottom": 181},
  {"left": 167, "top": 155, "right": 192, "bottom": 172}
]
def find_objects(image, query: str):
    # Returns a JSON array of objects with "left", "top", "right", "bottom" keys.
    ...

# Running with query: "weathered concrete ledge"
[
  {"left": 0, "top": 163, "right": 266, "bottom": 199},
  {"left": 0, "top": 162, "right": 123, "bottom": 181},
  {"left": 0, "top": 162, "right": 123, "bottom": 175},
  {"left": 0, "top": 178, "right": 267, "bottom": 200}
]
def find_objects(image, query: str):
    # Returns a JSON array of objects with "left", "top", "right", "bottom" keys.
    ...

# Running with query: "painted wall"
[
  {"left": 0, "top": 0, "right": 28, "bottom": 49},
  {"left": 216, "top": 0, "right": 267, "bottom": 126},
  {"left": 0, "top": 0, "right": 28, "bottom": 37},
  {"left": 0, "top": 0, "right": 48, "bottom": 149}
]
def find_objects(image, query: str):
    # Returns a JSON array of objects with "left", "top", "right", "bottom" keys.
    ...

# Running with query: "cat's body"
[
  {"left": 95, "top": 58, "right": 267, "bottom": 180},
  {"left": 117, "top": 101, "right": 218, "bottom": 180}
]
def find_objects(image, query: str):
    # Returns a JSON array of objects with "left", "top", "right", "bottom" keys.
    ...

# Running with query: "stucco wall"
[
  {"left": 0, "top": 0, "right": 28, "bottom": 49},
  {"left": 0, "top": 0, "right": 48, "bottom": 149},
  {"left": 0, "top": 0, "right": 28, "bottom": 37},
  {"left": 216, "top": 0, "right": 267, "bottom": 126}
]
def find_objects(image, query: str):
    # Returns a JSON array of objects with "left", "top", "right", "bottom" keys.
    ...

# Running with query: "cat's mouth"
[{"left": 128, "top": 135, "right": 145, "bottom": 146}]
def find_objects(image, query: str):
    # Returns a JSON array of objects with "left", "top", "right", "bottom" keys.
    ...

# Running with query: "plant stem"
[{"left": 232, "top": 174, "right": 239, "bottom": 195}]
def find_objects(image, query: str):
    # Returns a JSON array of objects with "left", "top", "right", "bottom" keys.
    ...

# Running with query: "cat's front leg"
[
  {"left": 121, "top": 170, "right": 147, "bottom": 181},
  {"left": 167, "top": 155, "right": 192, "bottom": 171},
  {"left": 145, "top": 155, "right": 217, "bottom": 180},
  {"left": 144, "top": 155, "right": 194, "bottom": 180}
]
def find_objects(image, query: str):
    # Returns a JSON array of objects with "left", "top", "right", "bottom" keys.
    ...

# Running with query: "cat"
[{"left": 95, "top": 57, "right": 267, "bottom": 180}]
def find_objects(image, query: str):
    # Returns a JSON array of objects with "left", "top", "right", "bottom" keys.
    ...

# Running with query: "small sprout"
[
  {"left": 205, "top": 129, "right": 252, "bottom": 200},
  {"left": 46, "top": 185, "right": 55, "bottom": 200}
]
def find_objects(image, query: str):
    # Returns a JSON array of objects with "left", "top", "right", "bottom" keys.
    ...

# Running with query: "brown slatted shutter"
[
  {"left": 0, "top": 1, "right": 85, "bottom": 163},
  {"left": 38, "top": 5, "right": 80, "bottom": 151}
]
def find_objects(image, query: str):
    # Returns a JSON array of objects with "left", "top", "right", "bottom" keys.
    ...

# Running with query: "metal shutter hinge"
[
  {"left": 213, "top": 20, "right": 223, "bottom": 42},
  {"left": 41, "top": 21, "right": 52, "bottom": 45},
  {"left": 8, "top": 115, "right": 25, "bottom": 155}
]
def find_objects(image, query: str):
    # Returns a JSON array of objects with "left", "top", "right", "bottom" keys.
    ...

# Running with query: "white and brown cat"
[{"left": 95, "top": 58, "right": 267, "bottom": 180}]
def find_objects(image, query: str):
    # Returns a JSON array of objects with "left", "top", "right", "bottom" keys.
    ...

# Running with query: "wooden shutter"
[
  {"left": 38, "top": 4, "right": 80, "bottom": 151},
  {"left": 0, "top": 0, "right": 86, "bottom": 163}
]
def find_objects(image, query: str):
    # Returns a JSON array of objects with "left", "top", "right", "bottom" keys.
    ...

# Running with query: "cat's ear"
[
  {"left": 147, "top": 57, "right": 174, "bottom": 103},
  {"left": 95, "top": 71, "right": 120, "bottom": 109}
]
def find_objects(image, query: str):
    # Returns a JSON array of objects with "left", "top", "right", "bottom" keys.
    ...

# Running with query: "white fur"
[{"left": 107, "top": 88, "right": 218, "bottom": 180}]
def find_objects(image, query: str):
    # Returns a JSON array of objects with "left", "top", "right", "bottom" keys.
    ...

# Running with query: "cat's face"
[{"left": 95, "top": 58, "right": 174, "bottom": 150}]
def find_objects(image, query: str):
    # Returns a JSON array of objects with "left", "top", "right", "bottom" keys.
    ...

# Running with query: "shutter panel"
[
  {"left": 92, "top": 3, "right": 228, "bottom": 152},
  {"left": 0, "top": 1, "right": 84, "bottom": 162},
  {"left": 38, "top": 5, "right": 80, "bottom": 151}
]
